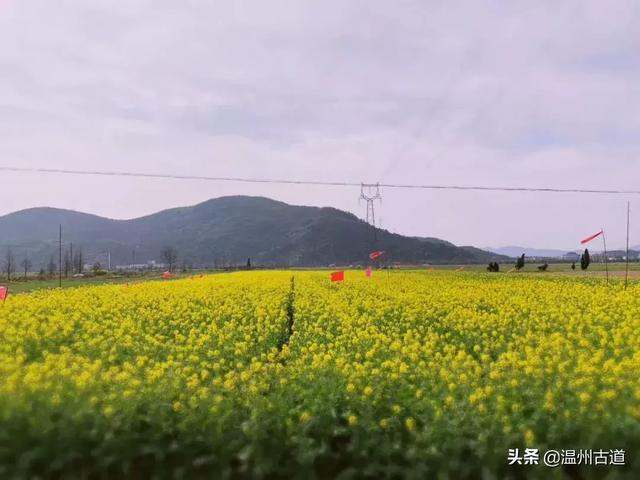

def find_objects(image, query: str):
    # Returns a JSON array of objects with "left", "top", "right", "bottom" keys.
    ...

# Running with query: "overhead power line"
[{"left": 2, "top": 165, "right": 640, "bottom": 195}]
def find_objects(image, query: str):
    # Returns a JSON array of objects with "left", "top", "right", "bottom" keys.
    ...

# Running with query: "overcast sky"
[{"left": 1, "top": 0, "right": 639, "bottom": 250}]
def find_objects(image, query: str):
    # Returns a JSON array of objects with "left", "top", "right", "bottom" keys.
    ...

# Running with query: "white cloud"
[{"left": 0, "top": 0, "right": 639, "bottom": 249}]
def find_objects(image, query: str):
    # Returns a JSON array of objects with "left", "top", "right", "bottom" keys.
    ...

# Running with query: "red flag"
[
  {"left": 366, "top": 267, "right": 372, "bottom": 278},
  {"left": 330, "top": 271, "right": 344, "bottom": 282},
  {"left": 0, "top": 286, "right": 8, "bottom": 302},
  {"left": 369, "top": 251, "right": 384, "bottom": 260},
  {"left": 580, "top": 230, "right": 603, "bottom": 244}
]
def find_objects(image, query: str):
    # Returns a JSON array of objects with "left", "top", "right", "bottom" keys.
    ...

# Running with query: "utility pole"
[
  {"left": 602, "top": 228, "right": 609, "bottom": 285},
  {"left": 625, "top": 202, "right": 630, "bottom": 289},
  {"left": 359, "top": 183, "right": 382, "bottom": 240},
  {"left": 58, "top": 224, "right": 62, "bottom": 288}
]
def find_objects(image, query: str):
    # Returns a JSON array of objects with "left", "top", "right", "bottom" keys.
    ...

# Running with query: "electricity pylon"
[{"left": 359, "top": 183, "right": 382, "bottom": 240}]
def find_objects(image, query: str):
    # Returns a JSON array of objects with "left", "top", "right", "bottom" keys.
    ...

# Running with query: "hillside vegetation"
[{"left": 0, "top": 196, "right": 505, "bottom": 267}]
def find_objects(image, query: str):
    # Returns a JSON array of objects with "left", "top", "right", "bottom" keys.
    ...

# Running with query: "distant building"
[
  {"left": 115, "top": 260, "right": 164, "bottom": 271},
  {"left": 562, "top": 252, "right": 580, "bottom": 261}
]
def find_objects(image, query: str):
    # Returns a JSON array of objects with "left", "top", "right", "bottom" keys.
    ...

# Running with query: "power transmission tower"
[
  {"left": 359, "top": 183, "right": 382, "bottom": 241},
  {"left": 359, "top": 183, "right": 382, "bottom": 226}
]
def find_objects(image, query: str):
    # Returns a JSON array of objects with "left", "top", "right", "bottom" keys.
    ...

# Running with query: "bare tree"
[
  {"left": 47, "top": 255, "right": 58, "bottom": 277},
  {"left": 63, "top": 251, "right": 71, "bottom": 278},
  {"left": 73, "top": 248, "right": 84, "bottom": 274},
  {"left": 20, "top": 257, "right": 32, "bottom": 280},
  {"left": 4, "top": 247, "right": 15, "bottom": 281},
  {"left": 160, "top": 247, "right": 178, "bottom": 272},
  {"left": 47, "top": 256, "right": 57, "bottom": 277}
]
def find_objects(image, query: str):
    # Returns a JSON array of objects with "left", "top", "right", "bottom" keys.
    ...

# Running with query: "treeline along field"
[{"left": 0, "top": 271, "right": 639, "bottom": 478}]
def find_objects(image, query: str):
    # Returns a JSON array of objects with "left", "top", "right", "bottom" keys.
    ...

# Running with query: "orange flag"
[{"left": 330, "top": 271, "right": 344, "bottom": 282}]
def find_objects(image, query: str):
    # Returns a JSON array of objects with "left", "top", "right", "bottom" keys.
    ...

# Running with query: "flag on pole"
[
  {"left": 580, "top": 230, "right": 603, "bottom": 244},
  {"left": 369, "top": 251, "right": 384, "bottom": 260},
  {"left": 0, "top": 286, "right": 8, "bottom": 302},
  {"left": 330, "top": 271, "right": 345, "bottom": 282},
  {"left": 366, "top": 267, "right": 372, "bottom": 278}
]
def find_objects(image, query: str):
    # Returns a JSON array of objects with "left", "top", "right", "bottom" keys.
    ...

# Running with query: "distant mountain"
[
  {"left": 0, "top": 196, "right": 506, "bottom": 268},
  {"left": 459, "top": 246, "right": 511, "bottom": 263},
  {"left": 486, "top": 246, "right": 570, "bottom": 258}
]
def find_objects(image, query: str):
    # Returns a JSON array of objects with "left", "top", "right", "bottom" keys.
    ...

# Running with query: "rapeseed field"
[{"left": 0, "top": 271, "right": 638, "bottom": 478}]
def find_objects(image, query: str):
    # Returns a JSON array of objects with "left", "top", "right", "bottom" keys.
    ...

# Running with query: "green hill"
[{"left": 0, "top": 196, "right": 506, "bottom": 268}]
